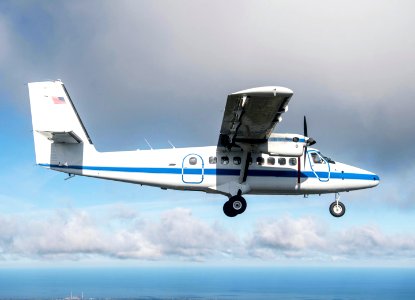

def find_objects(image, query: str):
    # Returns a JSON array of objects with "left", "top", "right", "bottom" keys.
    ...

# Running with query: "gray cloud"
[{"left": 2, "top": 1, "right": 415, "bottom": 164}]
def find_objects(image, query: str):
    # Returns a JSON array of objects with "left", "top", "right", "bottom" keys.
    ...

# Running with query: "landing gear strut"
[
  {"left": 223, "top": 190, "right": 247, "bottom": 217},
  {"left": 329, "top": 192, "right": 346, "bottom": 217}
]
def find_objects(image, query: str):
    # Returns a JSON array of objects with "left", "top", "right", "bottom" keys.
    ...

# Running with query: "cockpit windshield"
[
  {"left": 321, "top": 153, "right": 335, "bottom": 164},
  {"left": 310, "top": 152, "right": 336, "bottom": 164}
]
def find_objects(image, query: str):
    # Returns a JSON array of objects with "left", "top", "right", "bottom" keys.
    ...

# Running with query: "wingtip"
[{"left": 232, "top": 86, "right": 293, "bottom": 96}]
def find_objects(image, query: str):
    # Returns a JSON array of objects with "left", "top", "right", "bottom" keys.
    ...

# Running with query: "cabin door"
[
  {"left": 182, "top": 154, "right": 204, "bottom": 184},
  {"left": 307, "top": 150, "right": 330, "bottom": 182}
]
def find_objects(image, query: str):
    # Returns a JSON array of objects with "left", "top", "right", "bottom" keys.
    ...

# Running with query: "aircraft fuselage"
[{"left": 42, "top": 144, "right": 379, "bottom": 197}]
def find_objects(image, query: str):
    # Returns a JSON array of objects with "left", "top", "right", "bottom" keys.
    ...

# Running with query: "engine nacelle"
[{"left": 257, "top": 133, "right": 306, "bottom": 157}]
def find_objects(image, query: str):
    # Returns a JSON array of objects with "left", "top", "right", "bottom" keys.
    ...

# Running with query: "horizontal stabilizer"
[{"left": 37, "top": 131, "right": 82, "bottom": 144}]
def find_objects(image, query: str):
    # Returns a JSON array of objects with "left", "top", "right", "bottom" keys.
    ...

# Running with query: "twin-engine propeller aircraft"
[{"left": 28, "top": 81, "right": 379, "bottom": 217}]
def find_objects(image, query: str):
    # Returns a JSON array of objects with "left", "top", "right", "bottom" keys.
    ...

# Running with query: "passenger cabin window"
[
  {"left": 289, "top": 158, "right": 297, "bottom": 166},
  {"left": 221, "top": 156, "right": 229, "bottom": 165},
  {"left": 256, "top": 157, "right": 264, "bottom": 165},
  {"left": 233, "top": 157, "right": 241, "bottom": 165},
  {"left": 189, "top": 157, "right": 197, "bottom": 165},
  {"left": 311, "top": 153, "right": 322, "bottom": 164},
  {"left": 209, "top": 156, "right": 217, "bottom": 164},
  {"left": 278, "top": 157, "right": 286, "bottom": 165},
  {"left": 267, "top": 157, "right": 275, "bottom": 165}
]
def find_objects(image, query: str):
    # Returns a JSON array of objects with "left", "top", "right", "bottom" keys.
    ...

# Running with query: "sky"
[{"left": 0, "top": 0, "right": 415, "bottom": 268}]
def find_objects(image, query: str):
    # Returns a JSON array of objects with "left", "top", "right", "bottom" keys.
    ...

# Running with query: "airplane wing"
[{"left": 218, "top": 86, "right": 294, "bottom": 148}]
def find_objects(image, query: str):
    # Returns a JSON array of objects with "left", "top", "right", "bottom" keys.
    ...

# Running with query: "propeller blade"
[
  {"left": 303, "top": 116, "right": 308, "bottom": 168},
  {"left": 304, "top": 116, "right": 308, "bottom": 137}
]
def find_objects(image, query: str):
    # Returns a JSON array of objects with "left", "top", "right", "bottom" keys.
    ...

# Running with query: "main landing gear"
[
  {"left": 329, "top": 192, "right": 346, "bottom": 217},
  {"left": 223, "top": 190, "right": 247, "bottom": 217}
]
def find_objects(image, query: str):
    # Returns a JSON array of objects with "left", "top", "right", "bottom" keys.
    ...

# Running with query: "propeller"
[
  {"left": 303, "top": 116, "right": 316, "bottom": 168},
  {"left": 298, "top": 116, "right": 317, "bottom": 184}
]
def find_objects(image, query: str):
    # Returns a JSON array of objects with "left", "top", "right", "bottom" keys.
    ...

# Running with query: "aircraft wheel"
[
  {"left": 329, "top": 201, "right": 346, "bottom": 217},
  {"left": 223, "top": 196, "right": 247, "bottom": 217}
]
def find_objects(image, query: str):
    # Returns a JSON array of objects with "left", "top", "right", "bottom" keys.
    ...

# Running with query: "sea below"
[{"left": 0, "top": 267, "right": 413, "bottom": 300}]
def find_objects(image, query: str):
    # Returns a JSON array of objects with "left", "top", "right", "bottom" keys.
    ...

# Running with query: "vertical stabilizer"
[{"left": 28, "top": 80, "right": 94, "bottom": 166}]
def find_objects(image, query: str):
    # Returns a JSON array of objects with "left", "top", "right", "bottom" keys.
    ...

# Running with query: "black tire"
[
  {"left": 329, "top": 201, "right": 346, "bottom": 217},
  {"left": 223, "top": 201, "right": 238, "bottom": 217},
  {"left": 223, "top": 196, "right": 247, "bottom": 217}
]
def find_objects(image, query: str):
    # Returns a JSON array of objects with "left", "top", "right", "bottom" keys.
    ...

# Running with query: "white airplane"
[{"left": 28, "top": 80, "right": 379, "bottom": 218}]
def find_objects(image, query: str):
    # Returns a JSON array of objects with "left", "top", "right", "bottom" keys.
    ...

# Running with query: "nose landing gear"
[
  {"left": 329, "top": 192, "right": 346, "bottom": 217},
  {"left": 223, "top": 190, "right": 247, "bottom": 217}
]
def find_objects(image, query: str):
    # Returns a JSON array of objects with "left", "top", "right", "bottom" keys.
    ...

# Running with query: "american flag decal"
[{"left": 52, "top": 96, "right": 65, "bottom": 104}]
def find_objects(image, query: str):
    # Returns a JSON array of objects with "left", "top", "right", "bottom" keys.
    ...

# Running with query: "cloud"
[
  {"left": 0, "top": 210, "right": 110, "bottom": 259},
  {"left": 0, "top": 207, "right": 238, "bottom": 261},
  {"left": 247, "top": 216, "right": 415, "bottom": 262},
  {"left": 3, "top": 0, "right": 415, "bottom": 160},
  {"left": 144, "top": 208, "right": 239, "bottom": 259},
  {"left": 337, "top": 225, "right": 415, "bottom": 258},
  {"left": 0, "top": 208, "right": 414, "bottom": 264},
  {"left": 0, "top": 13, "right": 12, "bottom": 65},
  {"left": 248, "top": 216, "right": 327, "bottom": 258}
]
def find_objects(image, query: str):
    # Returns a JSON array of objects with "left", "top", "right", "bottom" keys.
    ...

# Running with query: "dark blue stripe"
[
  {"left": 39, "top": 164, "right": 378, "bottom": 181},
  {"left": 269, "top": 137, "right": 306, "bottom": 143}
]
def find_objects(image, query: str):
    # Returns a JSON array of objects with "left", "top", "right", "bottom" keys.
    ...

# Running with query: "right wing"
[{"left": 218, "top": 86, "right": 294, "bottom": 147}]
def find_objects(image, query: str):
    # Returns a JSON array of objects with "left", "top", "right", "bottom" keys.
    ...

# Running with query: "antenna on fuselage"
[
  {"left": 167, "top": 140, "right": 175, "bottom": 149},
  {"left": 144, "top": 138, "right": 153, "bottom": 150}
]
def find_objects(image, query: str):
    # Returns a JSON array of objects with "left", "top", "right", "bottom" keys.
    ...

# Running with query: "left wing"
[{"left": 218, "top": 86, "right": 294, "bottom": 148}]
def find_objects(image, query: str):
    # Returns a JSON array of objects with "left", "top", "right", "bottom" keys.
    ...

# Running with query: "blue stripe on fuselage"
[{"left": 39, "top": 164, "right": 378, "bottom": 181}]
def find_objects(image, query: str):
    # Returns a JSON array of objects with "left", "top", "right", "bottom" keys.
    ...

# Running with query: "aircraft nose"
[
  {"left": 343, "top": 163, "right": 380, "bottom": 188},
  {"left": 372, "top": 173, "right": 380, "bottom": 186},
  {"left": 364, "top": 170, "right": 380, "bottom": 188}
]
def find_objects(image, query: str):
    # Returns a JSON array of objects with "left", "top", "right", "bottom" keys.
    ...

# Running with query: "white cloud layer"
[
  {"left": 0, "top": 208, "right": 238, "bottom": 262},
  {"left": 249, "top": 216, "right": 415, "bottom": 262},
  {"left": 0, "top": 208, "right": 414, "bottom": 264}
]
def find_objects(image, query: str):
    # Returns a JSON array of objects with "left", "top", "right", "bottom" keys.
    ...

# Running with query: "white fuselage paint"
[{"left": 43, "top": 143, "right": 380, "bottom": 198}]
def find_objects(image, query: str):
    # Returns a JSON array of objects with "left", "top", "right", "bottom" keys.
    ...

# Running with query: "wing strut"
[{"left": 239, "top": 151, "right": 252, "bottom": 184}]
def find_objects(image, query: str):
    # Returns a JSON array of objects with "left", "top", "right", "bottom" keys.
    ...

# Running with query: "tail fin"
[{"left": 28, "top": 80, "right": 94, "bottom": 165}]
